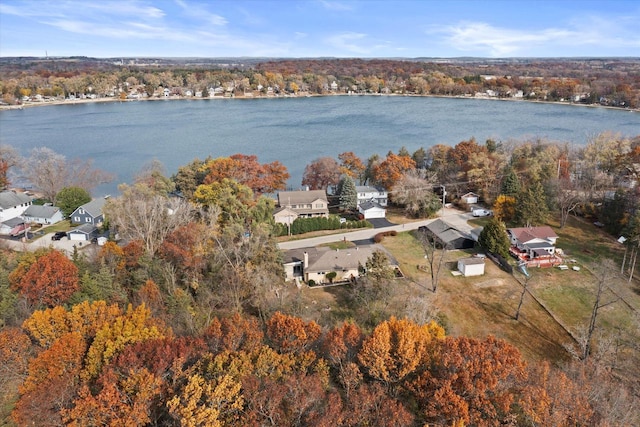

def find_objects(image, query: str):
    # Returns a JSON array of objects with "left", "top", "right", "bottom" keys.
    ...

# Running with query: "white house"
[
  {"left": 355, "top": 186, "right": 388, "bottom": 207},
  {"left": 22, "top": 205, "right": 64, "bottom": 225},
  {"left": 0, "top": 190, "right": 33, "bottom": 223},
  {"left": 507, "top": 226, "right": 558, "bottom": 259},
  {"left": 358, "top": 201, "right": 386, "bottom": 219},
  {"left": 458, "top": 257, "right": 485, "bottom": 277}
]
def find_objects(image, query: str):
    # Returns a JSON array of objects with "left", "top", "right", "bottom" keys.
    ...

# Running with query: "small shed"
[
  {"left": 358, "top": 201, "right": 386, "bottom": 219},
  {"left": 458, "top": 257, "right": 485, "bottom": 277},
  {"left": 461, "top": 192, "right": 479, "bottom": 205}
]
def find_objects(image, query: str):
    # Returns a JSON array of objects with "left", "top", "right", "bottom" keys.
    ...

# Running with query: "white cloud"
[
  {"left": 326, "top": 32, "right": 370, "bottom": 54},
  {"left": 294, "top": 32, "right": 308, "bottom": 39},
  {"left": 174, "top": 0, "right": 227, "bottom": 26},
  {"left": 431, "top": 18, "right": 640, "bottom": 57},
  {"left": 318, "top": 0, "right": 354, "bottom": 11}
]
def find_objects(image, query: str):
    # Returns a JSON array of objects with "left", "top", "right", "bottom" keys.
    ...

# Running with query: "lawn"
[{"left": 293, "top": 213, "right": 640, "bottom": 368}]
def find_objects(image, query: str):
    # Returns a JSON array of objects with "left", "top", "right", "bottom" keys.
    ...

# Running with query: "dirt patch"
[{"left": 474, "top": 278, "right": 507, "bottom": 288}]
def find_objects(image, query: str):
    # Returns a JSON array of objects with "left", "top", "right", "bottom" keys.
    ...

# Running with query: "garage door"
[{"left": 68, "top": 233, "right": 87, "bottom": 241}]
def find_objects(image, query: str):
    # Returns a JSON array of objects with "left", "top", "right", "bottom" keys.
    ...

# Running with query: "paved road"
[
  {"left": 278, "top": 207, "right": 478, "bottom": 250},
  {"left": 0, "top": 231, "right": 94, "bottom": 255}
]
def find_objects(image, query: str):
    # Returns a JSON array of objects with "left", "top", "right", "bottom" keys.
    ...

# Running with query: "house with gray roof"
[
  {"left": 421, "top": 219, "right": 475, "bottom": 250},
  {"left": 0, "top": 190, "right": 32, "bottom": 223},
  {"left": 355, "top": 185, "right": 388, "bottom": 207},
  {"left": 68, "top": 223, "right": 99, "bottom": 242},
  {"left": 358, "top": 200, "right": 386, "bottom": 219},
  {"left": 282, "top": 244, "right": 397, "bottom": 284},
  {"left": 22, "top": 205, "right": 64, "bottom": 225},
  {"left": 276, "top": 190, "right": 328, "bottom": 219},
  {"left": 70, "top": 197, "right": 107, "bottom": 226}
]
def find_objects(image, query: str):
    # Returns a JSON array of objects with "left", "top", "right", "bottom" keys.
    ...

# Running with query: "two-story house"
[
  {"left": 70, "top": 197, "right": 107, "bottom": 226},
  {"left": 0, "top": 190, "right": 33, "bottom": 223},
  {"left": 355, "top": 186, "right": 388, "bottom": 207},
  {"left": 275, "top": 190, "right": 329, "bottom": 224}
]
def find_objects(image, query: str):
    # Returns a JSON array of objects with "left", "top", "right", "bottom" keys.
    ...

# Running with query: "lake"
[{"left": 1, "top": 96, "right": 639, "bottom": 196}]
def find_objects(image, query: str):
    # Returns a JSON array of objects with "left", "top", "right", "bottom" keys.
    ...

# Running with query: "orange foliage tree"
[
  {"left": 202, "top": 154, "right": 289, "bottom": 195},
  {"left": 357, "top": 317, "right": 444, "bottom": 390},
  {"left": 11, "top": 250, "right": 79, "bottom": 307},
  {"left": 372, "top": 153, "right": 416, "bottom": 190},
  {"left": 338, "top": 151, "right": 366, "bottom": 181},
  {"left": 413, "top": 335, "right": 527, "bottom": 427},
  {"left": 266, "top": 311, "right": 321, "bottom": 353},
  {"left": 203, "top": 313, "right": 264, "bottom": 353}
]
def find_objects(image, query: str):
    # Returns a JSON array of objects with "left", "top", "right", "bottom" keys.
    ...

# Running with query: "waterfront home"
[
  {"left": 355, "top": 186, "right": 388, "bottom": 207},
  {"left": 22, "top": 205, "right": 64, "bottom": 225},
  {"left": 70, "top": 198, "right": 107, "bottom": 226},
  {"left": 0, "top": 190, "right": 33, "bottom": 223},
  {"left": 276, "top": 190, "right": 329, "bottom": 219}
]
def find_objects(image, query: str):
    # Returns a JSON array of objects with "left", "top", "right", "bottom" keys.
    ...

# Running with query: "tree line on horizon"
[{"left": 1, "top": 57, "right": 638, "bottom": 108}]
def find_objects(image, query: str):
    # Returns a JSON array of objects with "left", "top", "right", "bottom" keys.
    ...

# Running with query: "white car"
[{"left": 472, "top": 209, "right": 492, "bottom": 217}]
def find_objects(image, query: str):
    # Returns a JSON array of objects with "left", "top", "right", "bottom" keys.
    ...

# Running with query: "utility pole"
[{"left": 440, "top": 185, "right": 446, "bottom": 217}]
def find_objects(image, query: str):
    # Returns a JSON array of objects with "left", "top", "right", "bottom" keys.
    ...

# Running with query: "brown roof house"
[
  {"left": 275, "top": 190, "right": 329, "bottom": 223},
  {"left": 282, "top": 244, "right": 396, "bottom": 285},
  {"left": 507, "top": 226, "right": 558, "bottom": 259}
]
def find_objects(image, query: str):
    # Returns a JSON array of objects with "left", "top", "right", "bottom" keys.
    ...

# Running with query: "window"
[
  {"left": 79, "top": 209, "right": 84, "bottom": 214},
  {"left": 74, "top": 216, "right": 80, "bottom": 222},
  {"left": 86, "top": 218, "right": 92, "bottom": 223},
  {"left": 315, "top": 203, "right": 324, "bottom": 208}
]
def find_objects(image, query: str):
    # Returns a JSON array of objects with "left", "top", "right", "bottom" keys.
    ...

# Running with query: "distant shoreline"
[{"left": 1, "top": 92, "right": 638, "bottom": 113}]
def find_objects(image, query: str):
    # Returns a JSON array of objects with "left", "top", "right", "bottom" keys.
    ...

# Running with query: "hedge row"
[{"left": 275, "top": 217, "right": 372, "bottom": 236}]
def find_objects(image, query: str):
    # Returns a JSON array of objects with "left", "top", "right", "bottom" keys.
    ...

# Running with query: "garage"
[
  {"left": 67, "top": 224, "right": 98, "bottom": 241},
  {"left": 358, "top": 201, "right": 386, "bottom": 219}
]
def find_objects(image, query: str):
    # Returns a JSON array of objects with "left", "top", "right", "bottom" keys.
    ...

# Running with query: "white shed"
[
  {"left": 461, "top": 192, "right": 479, "bottom": 205},
  {"left": 458, "top": 257, "right": 485, "bottom": 277}
]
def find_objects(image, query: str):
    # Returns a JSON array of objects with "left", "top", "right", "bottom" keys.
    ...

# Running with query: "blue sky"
[{"left": 1, "top": 0, "right": 639, "bottom": 58}]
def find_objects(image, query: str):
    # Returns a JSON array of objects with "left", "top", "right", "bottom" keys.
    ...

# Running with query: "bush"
[{"left": 307, "top": 279, "right": 316, "bottom": 287}]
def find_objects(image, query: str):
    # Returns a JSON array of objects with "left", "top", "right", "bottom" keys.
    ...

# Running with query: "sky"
[{"left": 0, "top": 0, "right": 639, "bottom": 58}]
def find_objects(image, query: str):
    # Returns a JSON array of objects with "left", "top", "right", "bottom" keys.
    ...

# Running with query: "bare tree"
[
  {"left": 581, "top": 259, "right": 620, "bottom": 360},
  {"left": 514, "top": 275, "right": 530, "bottom": 321},
  {"left": 552, "top": 178, "right": 583, "bottom": 228},
  {"left": 21, "top": 147, "right": 113, "bottom": 201},
  {"left": 392, "top": 169, "right": 440, "bottom": 218},
  {"left": 419, "top": 230, "right": 449, "bottom": 293},
  {"left": 0, "top": 144, "right": 21, "bottom": 190},
  {"left": 104, "top": 183, "right": 194, "bottom": 255}
]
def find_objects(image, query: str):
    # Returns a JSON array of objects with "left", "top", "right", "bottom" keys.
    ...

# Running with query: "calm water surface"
[{"left": 1, "top": 96, "right": 638, "bottom": 195}]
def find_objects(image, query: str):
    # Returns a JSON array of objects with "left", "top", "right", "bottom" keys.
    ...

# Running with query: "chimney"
[{"left": 303, "top": 252, "right": 308, "bottom": 269}]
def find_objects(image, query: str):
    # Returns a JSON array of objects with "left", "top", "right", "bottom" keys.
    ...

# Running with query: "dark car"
[{"left": 51, "top": 231, "right": 67, "bottom": 240}]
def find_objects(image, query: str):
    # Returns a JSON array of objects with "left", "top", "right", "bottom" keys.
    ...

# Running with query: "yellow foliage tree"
[
  {"left": 83, "top": 304, "right": 167, "bottom": 380},
  {"left": 357, "top": 317, "right": 445, "bottom": 388},
  {"left": 492, "top": 194, "right": 516, "bottom": 222}
]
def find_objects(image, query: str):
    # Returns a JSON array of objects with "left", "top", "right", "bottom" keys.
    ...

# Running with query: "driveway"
[{"left": 367, "top": 218, "right": 396, "bottom": 228}]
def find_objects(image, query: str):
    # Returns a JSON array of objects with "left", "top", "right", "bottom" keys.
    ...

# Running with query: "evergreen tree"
[
  {"left": 338, "top": 175, "right": 358, "bottom": 211},
  {"left": 515, "top": 180, "right": 548, "bottom": 227},
  {"left": 478, "top": 217, "right": 511, "bottom": 258},
  {"left": 501, "top": 166, "right": 521, "bottom": 197}
]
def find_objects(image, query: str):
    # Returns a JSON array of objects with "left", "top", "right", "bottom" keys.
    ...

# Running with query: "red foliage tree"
[
  {"left": 301, "top": 157, "right": 342, "bottom": 190},
  {"left": 203, "top": 313, "right": 265, "bottom": 353},
  {"left": 12, "top": 250, "right": 79, "bottom": 307},
  {"left": 372, "top": 153, "right": 416, "bottom": 190}
]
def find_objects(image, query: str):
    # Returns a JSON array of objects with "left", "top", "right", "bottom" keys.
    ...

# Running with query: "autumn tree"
[
  {"left": 266, "top": 311, "right": 321, "bottom": 353},
  {"left": 134, "top": 159, "right": 176, "bottom": 195},
  {"left": 500, "top": 165, "right": 521, "bottom": 197},
  {"left": 11, "top": 250, "right": 79, "bottom": 307},
  {"left": 372, "top": 153, "right": 416, "bottom": 191},
  {"left": 302, "top": 156, "right": 341, "bottom": 190},
  {"left": 338, "top": 151, "right": 365, "bottom": 182},
  {"left": 492, "top": 194, "right": 516, "bottom": 223},
  {"left": 55, "top": 186, "right": 92, "bottom": 217},
  {"left": 202, "top": 154, "right": 289, "bottom": 195},
  {"left": 357, "top": 317, "right": 444, "bottom": 390},
  {"left": 414, "top": 335, "right": 527, "bottom": 426},
  {"left": 193, "top": 178, "right": 254, "bottom": 227}
]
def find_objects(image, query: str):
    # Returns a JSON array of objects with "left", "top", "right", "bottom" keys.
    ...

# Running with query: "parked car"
[
  {"left": 51, "top": 231, "right": 67, "bottom": 240},
  {"left": 472, "top": 209, "right": 492, "bottom": 217}
]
